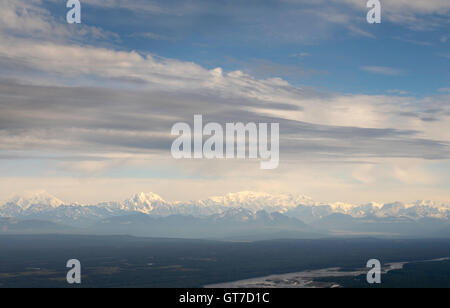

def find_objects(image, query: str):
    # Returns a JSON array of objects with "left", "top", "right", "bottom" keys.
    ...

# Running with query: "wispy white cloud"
[
  {"left": 361, "top": 66, "right": 405, "bottom": 76},
  {"left": 0, "top": 0, "right": 119, "bottom": 42},
  {"left": 46, "top": 0, "right": 164, "bottom": 14},
  {"left": 129, "top": 32, "right": 173, "bottom": 41},
  {"left": 387, "top": 89, "right": 408, "bottom": 95},
  {"left": 393, "top": 36, "right": 433, "bottom": 46},
  {"left": 291, "top": 52, "right": 311, "bottom": 58}
]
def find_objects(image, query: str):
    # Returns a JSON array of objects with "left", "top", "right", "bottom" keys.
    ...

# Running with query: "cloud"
[
  {"left": 129, "top": 32, "right": 173, "bottom": 41},
  {"left": 291, "top": 53, "right": 311, "bottom": 58},
  {"left": 46, "top": 0, "right": 164, "bottom": 14},
  {"left": 361, "top": 66, "right": 405, "bottom": 76},
  {"left": 0, "top": 0, "right": 119, "bottom": 42},
  {"left": 1, "top": 73, "right": 449, "bottom": 166},
  {"left": 226, "top": 58, "right": 326, "bottom": 80},
  {"left": 393, "top": 36, "right": 433, "bottom": 46},
  {"left": 387, "top": 89, "right": 408, "bottom": 95}
]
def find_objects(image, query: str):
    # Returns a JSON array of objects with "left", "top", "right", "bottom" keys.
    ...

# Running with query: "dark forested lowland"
[{"left": 0, "top": 235, "right": 450, "bottom": 288}]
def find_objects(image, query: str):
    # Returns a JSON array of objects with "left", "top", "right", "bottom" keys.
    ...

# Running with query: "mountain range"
[{"left": 0, "top": 191, "right": 449, "bottom": 239}]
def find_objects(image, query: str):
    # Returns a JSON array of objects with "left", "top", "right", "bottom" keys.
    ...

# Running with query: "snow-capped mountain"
[
  {"left": 285, "top": 201, "right": 449, "bottom": 223},
  {"left": 197, "top": 191, "right": 315, "bottom": 213},
  {"left": 0, "top": 191, "right": 64, "bottom": 217},
  {"left": 6, "top": 190, "right": 64, "bottom": 208},
  {"left": 119, "top": 192, "right": 165, "bottom": 214}
]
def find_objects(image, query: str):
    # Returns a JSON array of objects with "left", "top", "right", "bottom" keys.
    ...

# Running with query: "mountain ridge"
[
  {"left": 1, "top": 190, "right": 449, "bottom": 221},
  {"left": 1, "top": 191, "right": 449, "bottom": 239}
]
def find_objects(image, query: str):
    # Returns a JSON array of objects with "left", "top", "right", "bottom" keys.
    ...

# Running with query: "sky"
[{"left": 0, "top": 0, "right": 449, "bottom": 204}]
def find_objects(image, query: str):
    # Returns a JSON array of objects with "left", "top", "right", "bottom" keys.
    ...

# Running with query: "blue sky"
[
  {"left": 41, "top": 0, "right": 450, "bottom": 96},
  {"left": 0, "top": 0, "right": 449, "bottom": 204}
]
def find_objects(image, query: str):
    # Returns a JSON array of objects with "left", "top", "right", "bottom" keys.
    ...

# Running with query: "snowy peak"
[
  {"left": 130, "top": 192, "right": 165, "bottom": 204},
  {"left": 4, "top": 191, "right": 64, "bottom": 209},
  {"left": 0, "top": 191, "right": 65, "bottom": 217},
  {"left": 120, "top": 192, "right": 167, "bottom": 214},
  {"left": 200, "top": 191, "right": 315, "bottom": 213}
]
